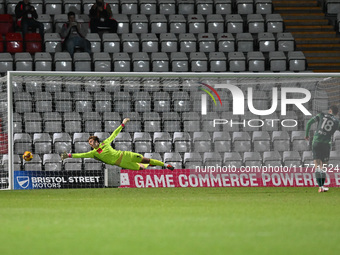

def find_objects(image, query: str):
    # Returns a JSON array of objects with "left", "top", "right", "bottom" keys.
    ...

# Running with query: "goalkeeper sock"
[
  {"left": 149, "top": 159, "right": 165, "bottom": 167},
  {"left": 315, "top": 171, "right": 322, "bottom": 187},
  {"left": 320, "top": 171, "right": 326, "bottom": 186}
]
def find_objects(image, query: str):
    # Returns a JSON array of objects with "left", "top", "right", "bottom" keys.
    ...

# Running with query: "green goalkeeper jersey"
[
  {"left": 305, "top": 112, "right": 340, "bottom": 145},
  {"left": 71, "top": 125, "right": 124, "bottom": 165}
]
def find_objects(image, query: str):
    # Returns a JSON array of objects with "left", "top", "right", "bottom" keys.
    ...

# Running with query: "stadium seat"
[
  {"left": 203, "top": 152, "right": 222, "bottom": 167},
  {"left": 23, "top": 154, "right": 42, "bottom": 171},
  {"left": 302, "top": 151, "right": 313, "bottom": 165},
  {"left": 236, "top": 33, "right": 254, "bottom": 53},
  {"left": 190, "top": 52, "right": 208, "bottom": 72},
  {"left": 15, "top": 53, "right": 33, "bottom": 71},
  {"left": 173, "top": 132, "right": 191, "bottom": 153},
  {"left": 14, "top": 133, "right": 32, "bottom": 154},
  {"left": 34, "top": 53, "right": 52, "bottom": 71},
  {"left": 206, "top": 14, "right": 224, "bottom": 34},
  {"left": 247, "top": 14, "right": 265, "bottom": 33},
  {"left": 277, "top": 33, "right": 295, "bottom": 52},
  {"left": 63, "top": 158, "right": 82, "bottom": 171},
  {"left": 193, "top": 132, "right": 212, "bottom": 153},
  {"left": 223, "top": 152, "right": 242, "bottom": 168},
  {"left": 198, "top": 33, "right": 216, "bottom": 53},
  {"left": 179, "top": 33, "right": 197, "bottom": 53},
  {"left": 150, "top": 14, "right": 168, "bottom": 34},
  {"left": 0, "top": 14, "right": 14, "bottom": 35},
  {"left": 14, "top": 92, "right": 32, "bottom": 113},
  {"left": 45, "top": 0, "right": 63, "bottom": 15},
  {"left": 173, "top": 91, "right": 191, "bottom": 112},
  {"left": 226, "top": 15, "right": 243, "bottom": 34},
  {"left": 103, "top": 112, "right": 121, "bottom": 133},
  {"left": 74, "top": 52, "right": 91, "bottom": 72},
  {"left": 122, "top": 112, "right": 142, "bottom": 132},
  {"left": 131, "top": 14, "right": 149, "bottom": 34},
  {"left": 93, "top": 52, "right": 111, "bottom": 72},
  {"left": 44, "top": 33, "right": 62, "bottom": 53},
  {"left": 83, "top": 112, "right": 102, "bottom": 133},
  {"left": 54, "top": 52, "right": 72, "bottom": 72},
  {"left": 113, "top": 91, "right": 131, "bottom": 113},
  {"left": 74, "top": 92, "right": 93, "bottom": 112},
  {"left": 269, "top": 52, "right": 287, "bottom": 72},
  {"left": 121, "top": 0, "right": 138, "bottom": 14},
  {"left": 122, "top": 79, "right": 141, "bottom": 92},
  {"left": 247, "top": 52, "right": 265, "bottom": 72},
  {"left": 188, "top": 14, "right": 205, "bottom": 34},
  {"left": 0, "top": 53, "right": 13, "bottom": 72},
  {"left": 272, "top": 131, "right": 290, "bottom": 152},
  {"left": 54, "top": 14, "right": 68, "bottom": 34},
  {"left": 33, "top": 133, "right": 52, "bottom": 154},
  {"left": 288, "top": 51, "right": 306, "bottom": 72},
  {"left": 244, "top": 152, "right": 262, "bottom": 167},
  {"left": 236, "top": 0, "right": 254, "bottom": 14},
  {"left": 171, "top": 52, "right": 189, "bottom": 72},
  {"left": 182, "top": 112, "right": 201, "bottom": 132},
  {"left": 209, "top": 52, "right": 227, "bottom": 72},
  {"left": 53, "top": 132, "right": 72, "bottom": 154},
  {"left": 114, "top": 132, "right": 132, "bottom": 152},
  {"left": 122, "top": 33, "right": 140, "bottom": 53},
  {"left": 160, "top": 33, "right": 178, "bottom": 53},
  {"left": 140, "top": 0, "right": 157, "bottom": 14},
  {"left": 169, "top": 14, "right": 187, "bottom": 34},
  {"left": 183, "top": 152, "right": 202, "bottom": 169},
  {"left": 202, "top": 112, "right": 221, "bottom": 132},
  {"left": 153, "top": 92, "right": 171, "bottom": 112},
  {"left": 143, "top": 112, "right": 161, "bottom": 132},
  {"left": 164, "top": 152, "right": 183, "bottom": 169},
  {"left": 133, "top": 91, "right": 152, "bottom": 112},
  {"left": 37, "top": 14, "right": 53, "bottom": 33},
  {"left": 73, "top": 132, "right": 91, "bottom": 153},
  {"left": 215, "top": 0, "right": 232, "bottom": 14},
  {"left": 132, "top": 52, "right": 150, "bottom": 72},
  {"left": 35, "top": 92, "right": 53, "bottom": 113},
  {"left": 6, "top": 33, "right": 23, "bottom": 53},
  {"left": 151, "top": 53, "right": 169, "bottom": 72},
  {"left": 196, "top": 0, "right": 213, "bottom": 14},
  {"left": 291, "top": 131, "right": 310, "bottom": 152},
  {"left": 85, "top": 33, "right": 101, "bottom": 53},
  {"left": 283, "top": 151, "right": 301, "bottom": 166},
  {"left": 0, "top": 0, "right": 4, "bottom": 14},
  {"left": 115, "top": 14, "right": 130, "bottom": 34},
  {"left": 6, "top": 0, "right": 18, "bottom": 15},
  {"left": 102, "top": 33, "right": 120, "bottom": 53},
  {"left": 233, "top": 132, "right": 251, "bottom": 152},
  {"left": 228, "top": 52, "right": 246, "bottom": 72},
  {"left": 153, "top": 132, "right": 172, "bottom": 153},
  {"left": 255, "top": 0, "right": 273, "bottom": 14},
  {"left": 112, "top": 52, "right": 131, "bottom": 72},
  {"left": 163, "top": 112, "right": 181, "bottom": 132},
  {"left": 266, "top": 14, "right": 284, "bottom": 33},
  {"left": 252, "top": 131, "right": 271, "bottom": 152},
  {"left": 43, "top": 112, "right": 62, "bottom": 133},
  {"left": 24, "top": 112, "right": 42, "bottom": 133},
  {"left": 133, "top": 132, "right": 152, "bottom": 153},
  {"left": 213, "top": 132, "right": 231, "bottom": 152},
  {"left": 13, "top": 113, "right": 23, "bottom": 133},
  {"left": 158, "top": 0, "right": 176, "bottom": 14},
  {"left": 43, "top": 154, "right": 62, "bottom": 171},
  {"left": 258, "top": 32, "right": 276, "bottom": 52},
  {"left": 263, "top": 151, "right": 282, "bottom": 167},
  {"left": 141, "top": 33, "right": 159, "bottom": 53},
  {"left": 94, "top": 92, "right": 112, "bottom": 113},
  {"left": 63, "top": 0, "right": 82, "bottom": 14}
]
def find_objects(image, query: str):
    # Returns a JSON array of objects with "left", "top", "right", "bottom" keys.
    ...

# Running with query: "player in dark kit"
[{"left": 305, "top": 105, "right": 340, "bottom": 193}]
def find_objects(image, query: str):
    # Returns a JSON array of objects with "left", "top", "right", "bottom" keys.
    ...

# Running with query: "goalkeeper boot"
[
  {"left": 322, "top": 187, "right": 329, "bottom": 192},
  {"left": 166, "top": 164, "right": 174, "bottom": 171}
]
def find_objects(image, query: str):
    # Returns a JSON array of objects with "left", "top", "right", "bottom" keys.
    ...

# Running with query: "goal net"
[{"left": 2, "top": 72, "right": 340, "bottom": 190}]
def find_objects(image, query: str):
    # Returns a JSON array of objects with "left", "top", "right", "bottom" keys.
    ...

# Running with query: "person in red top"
[
  {"left": 89, "top": 0, "right": 118, "bottom": 33},
  {"left": 15, "top": 0, "right": 44, "bottom": 40},
  {"left": 61, "top": 118, "right": 175, "bottom": 171}
]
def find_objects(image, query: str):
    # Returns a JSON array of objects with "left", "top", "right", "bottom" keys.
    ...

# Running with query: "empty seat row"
[
  {"left": 2, "top": 0, "right": 273, "bottom": 16},
  {"left": 0, "top": 50, "right": 306, "bottom": 73}
]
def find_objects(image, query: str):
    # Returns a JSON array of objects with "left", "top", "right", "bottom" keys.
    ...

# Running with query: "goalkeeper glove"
[{"left": 61, "top": 152, "right": 70, "bottom": 160}]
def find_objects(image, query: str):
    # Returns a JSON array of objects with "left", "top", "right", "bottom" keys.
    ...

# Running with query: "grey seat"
[
  {"left": 223, "top": 152, "right": 242, "bottom": 168},
  {"left": 121, "top": 0, "right": 138, "bottom": 14},
  {"left": 53, "top": 132, "right": 72, "bottom": 153},
  {"left": 37, "top": 14, "right": 53, "bottom": 32},
  {"left": 14, "top": 133, "right": 32, "bottom": 154},
  {"left": 291, "top": 131, "right": 310, "bottom": 152},
  {"left": 209, "top": 52, "right": 227, "bottom": 72},
  {"left": 283, "top": 151, "right": 301, "bottom": 166},
  {"left": 141, "top": 33, "right": 159, "bottom": 53},
  {"left": 173, "top": 91, "right": 191, "bottom": 112},
  {"left": 44, "top": 33, "right": 62, "bottom": 53},
  {"left": 33, "top": 133, "right": 52, "bottom": 154},
  {"left": 94, "top": 92, "right": 112, "bottom": 113},
  {"left": 86, "top": 33, "right": 101, "bottom": 53},
  {"left": 266, "top": 14, "right": 284, "bottom": 33},
  {"left": 114, "top": 132, "right": 132, "bottom": 151},
  {"left": 173, "top": 132, "right": 191, "bottom": 153},
  {"left": 112, "top": 53, "right": 131, "bottom": 72},
  {"left": 247, "top": 14, "right": 265, "bottom": 33},
  {"left": 188, "top": 14, "right": 205, "bottom": 34},
  {"left": 74, "top": 52, "right": 91, "bottom": 72},
  {"left": 220, "top": 112, "right": 241, "bottom": 132},
  {"left": 202, "top": 112, "right": 221, "bottom": 132},
  {"left": 84, "top": 158, "right": 103, "bottom": 171},
  {"left": 214, "top": 0, "right": 232, "bottom": 15},
  {"left": 54, "top": 52, "right": 72, "bottom": 71},
  {"left": 14, "top": 92, "right": 32, "bottom": 113},
  {"left": 228, "top": 52, "right": 246, "bottom": 72},
  {"left": 43, "top": 154, "right": 62, "bottom": 171},
  {"left": 102, "top": 33, "right": 120, "bottom": 53},
  {"left": 144, "top": 153, "right": 163, "bottom": 169},
  {"left": 272, "top": 131, "right": 290, "bottom": 152},
  {"left": 247, "top": 52, "right": 265, "bottom": 72},
  {"left": 269, "top": 52, "right": 287, "bottom": 72},
  {"left": 115, "top": 14, "right": 130, "bottom": 34},
  {"left": 150, "top": 14, "right": 168, "bottom": 33},
  {"left": 74, "top": 92, "right": 93, "bottom": 112},
  {"left": 163, "top": 112, "right": 181, "bottom": 132},
  {"left": 169, "top": 14, "right": 186, "bottom": 33},
  {"left": 43, "top": 112, "right": 62, "bottom": 133},
  {"left": 153, "top": 132, "right": 172, "bottom": 153},
  {"left": 302, "top": 151, "right": 313, "bottom": 165},
  {"left": 193, "top": 132, "right": 212, "bottom": 153},
  {"left": 122, "top": 112, "right": 141, "bottom": 133},
  {"left": 244, "top": 152, "right": 262, "bottom": 167},
  {"left": 164, "top": 152, "right": 182, "bottom": 169},
  {"left": 213, "top": 132, "right": 231, "bottom": 152},
  {"left": 190, "top": 52, "right": 208, "bottom": 72},
  {"left": 63, "top": 158, "right": 82, "bottom": 171},
  {"left": 171, "top": 52, "right": 189, "bottom": 72},
  {"left": 263, "top": 151, "right": 282, "bottom": 167},
  {"left": 233, "top": 132, "right": 251, "bottom": 152},
  {"left": 252, "top": 131, "right": 270, "bottom": 152},
  {"left": 0, "top": 53, "right": 13, "bottom": 73},
  {"left": 131, "top": 14, "right": 149, "bottom": 34},
  {"left": 288, "top": 51, "right": 306, "bottom": 71},
  {"left": 34, "top": 92, "right": 52, "bottom": 113},
  {"left": 153, "top": 92, "right": 171, "bottom": 112},
  {"left": 133, "top": 92, "right": 151, "bottom": 112},
  {"left": 178, "top": 0, "right": 195, "bottom": 15},
  {"left": 143, "top": 112, "right": 161, "bottom": 132},
  {"left": 258, "top": 33, "right": 276, "bottom": 52},
  {"left": 183, "top": 152, "right": 202, "bottom": 169},
  {"left": 277, "top": 33, "right": 295, "bottom": 52},
  {"left": 73, "top": 132, "right": 91, "bottom": 153},
  {"left": 93, "top": 52, "right": 111, "bottom": 72},
  {"left": 34, "top": 52, "right": 52, "bottom": 71},
  {"left": 132, "top": 52, "right": 150, "bottom": 72},
  {"left": 160, "top": 33, "right": 178, "bottom": 53},
  {"left": 24, "top": 112, "right": 42, "bottom": 133},
  {"left": 236, "top": 33, "right": 254, "bottom": 53},
  {"left": 133, "top": 132, "right": 152, "bottom": 153},
  {"left": 151, "top": 53, "right": 169, "bottom": 72},
  {"left": 225, "top": 14, "right": 243, "bottom": 33},
  {"left": 206, "top": 14, "right": 224, "bottom": 33},
  {"left": 198, "top": 33, "right": 216, "bottom": 53},
  {"left": 203, "top": 152, "right": 222, "bottom": 167},
  {"left": 179, "top": 33, "right": 197, "bottom": 53},
  {"left": 64, "top": 112, "right": 82, "bottom": 133},
  {"left": 183, "top": 112, "right": 201, "bottom": 132},
  {"left": 158, "top": 0, "right": 176, "bottom": 14},
  {"left": 23, "top": 154, "right": 42, "bottom": 171},
  {"left": 236, "top": 0, "right": 254, "bottom": 14},
  {"left": 121, "top": 33, "right": 140, "bottom": 53},
  {"left": 255, "top": 0, "right": 273, "bottom": 14},
  {"left": 83, "top": 112, "right": 102, "bottom": 132}
]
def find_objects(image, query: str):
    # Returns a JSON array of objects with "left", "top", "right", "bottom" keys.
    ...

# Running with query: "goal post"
[{"left": 3, "top": 71, "right": 340, "bottom": 190}]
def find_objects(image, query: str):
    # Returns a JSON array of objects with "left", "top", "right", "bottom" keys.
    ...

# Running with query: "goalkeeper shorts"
[{"left": 119, "top": 151, "right": 145, "bottom": 170}]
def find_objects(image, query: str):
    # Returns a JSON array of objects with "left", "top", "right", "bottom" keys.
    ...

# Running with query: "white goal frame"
[{"left": 5, "top": 71, "right": 340, "bottom": 190}]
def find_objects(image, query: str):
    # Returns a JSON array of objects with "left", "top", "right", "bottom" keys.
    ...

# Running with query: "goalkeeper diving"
[{"left": 61, "top": 118, "right": 175, "bottom": 171}]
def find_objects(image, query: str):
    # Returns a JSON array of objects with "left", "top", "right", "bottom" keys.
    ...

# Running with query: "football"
[{"left": 23, "top": 151, "right": 33, "bottom": 161}]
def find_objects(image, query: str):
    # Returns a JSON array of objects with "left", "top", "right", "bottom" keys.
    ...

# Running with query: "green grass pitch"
[{"left": 1, "top": 187, "right": 340, "bottom": 255}]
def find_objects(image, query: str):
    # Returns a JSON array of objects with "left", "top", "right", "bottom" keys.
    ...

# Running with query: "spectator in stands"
[
  {"left": 15, "top": 0, "right": 44, "bottom": 40},
  {"left": 89, "top": 0, "right": 118, "bottom": 33},
  {"left": 61, "top": 12, "right": 91, "bottom": 57}
]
